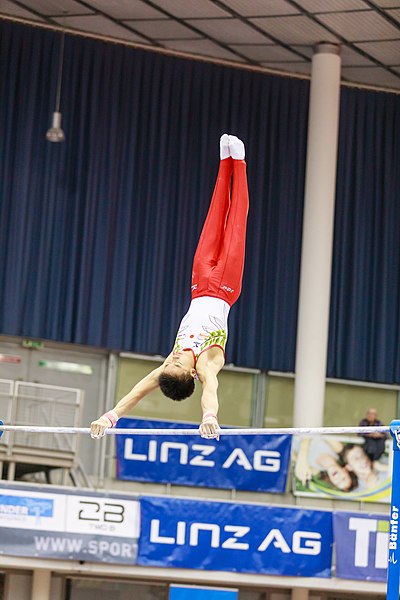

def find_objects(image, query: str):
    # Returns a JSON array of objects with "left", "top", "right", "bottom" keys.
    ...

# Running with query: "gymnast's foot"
[
  {"left": 220, "top": 133, "right": 230, "bottom": 160},
  {"left": 228, "top": 135, "right": 245, "bottom": 160}
]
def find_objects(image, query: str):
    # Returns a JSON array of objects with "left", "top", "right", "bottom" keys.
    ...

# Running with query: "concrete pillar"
[
  {"left": 31, "top": 569, "right": 51, "bottom": 600},
  {"left": 291, "top": 588, "right": 309, "bottom": 600},
  {"left": 293, "top": 43, "right": 342, "bottom": 428}
]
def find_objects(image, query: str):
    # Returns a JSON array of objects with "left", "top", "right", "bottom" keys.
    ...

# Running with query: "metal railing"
[
  {"left": 7, "top": 380, "right": 83, "bottom": 453},
  {"left": 0, "top": 379, "right": 86, "bottom": 485}
]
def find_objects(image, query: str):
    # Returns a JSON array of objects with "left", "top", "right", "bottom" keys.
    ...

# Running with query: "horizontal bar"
[{"left": 0, "top": 425, "right": 390, "bottom": 436}]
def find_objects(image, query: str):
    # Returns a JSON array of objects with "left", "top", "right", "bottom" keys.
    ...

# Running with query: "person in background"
[{"left": 359, "top": 407, "right": 387, "bottom": 461}]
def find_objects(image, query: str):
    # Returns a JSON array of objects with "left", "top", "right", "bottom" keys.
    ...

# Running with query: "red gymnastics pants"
[{"left": 191, "top": 157, "right": 249, "bottom": 307}]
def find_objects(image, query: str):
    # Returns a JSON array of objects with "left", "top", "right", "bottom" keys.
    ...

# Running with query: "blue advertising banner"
[
  {"left": 169, "top": 585, "right": 238, "bottom": 600},
  {"left": 138, "top": 496, "right": 333, "bottom": 577},
  {"left": 333, "top": 511, "right": 389, "bottom": 582},
  {"left": 116, "top": 418, "right": 291, "bottom": 493}
]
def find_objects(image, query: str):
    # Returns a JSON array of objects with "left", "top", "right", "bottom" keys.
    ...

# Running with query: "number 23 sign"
[{"left": 65, "top": 495, "right": 140, "bottom": 538}]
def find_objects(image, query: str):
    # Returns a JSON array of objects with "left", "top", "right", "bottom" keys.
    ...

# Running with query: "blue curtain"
[
  {"left": 1, "top": 22, "right": 400, "bottom": 383},
  {"left": 329, "top": 87, "right": 400, "bottom": 383},
  {"left": 0, "top": 21, "right": 308, "bottom": 372}
]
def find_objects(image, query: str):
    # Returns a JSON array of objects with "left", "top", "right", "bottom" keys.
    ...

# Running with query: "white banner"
[
  {"left": 65, "top": 494, "right": 139, "bottom": 538},
  {"left": 0, "top": 485, "right": 140, "bottom": 564}
]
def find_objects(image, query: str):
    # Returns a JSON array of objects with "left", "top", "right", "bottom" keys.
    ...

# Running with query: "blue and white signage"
[
  {"left": 333, "top": 511, "right": 389, "bottom": 582},
  {"left": 138, "top": 496, "right": 333, "bottom": 577},
  {"left": 0, "top": 484, "right": 140, "bottom": 564},
  {"left": 116, "top": 418, "right": 291, "bottom": 493}
]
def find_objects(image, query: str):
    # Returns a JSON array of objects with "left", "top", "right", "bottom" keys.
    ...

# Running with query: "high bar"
[{"left": 0, "top": 425, "right": 390, "bottom": 436}]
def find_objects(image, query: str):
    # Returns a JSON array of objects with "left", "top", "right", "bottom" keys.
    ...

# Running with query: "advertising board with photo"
[{"left": 291, "top": 434, "right": 392, "bottom": 502}]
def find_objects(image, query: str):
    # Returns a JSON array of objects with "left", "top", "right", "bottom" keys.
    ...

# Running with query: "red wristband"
[{"left": 103, "top": 410, "right": 118, "bottom": 428}]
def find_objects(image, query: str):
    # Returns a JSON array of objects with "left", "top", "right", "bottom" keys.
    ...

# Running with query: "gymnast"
[{"left": 90, "top": 134, "right": 249, "bottom": 441}]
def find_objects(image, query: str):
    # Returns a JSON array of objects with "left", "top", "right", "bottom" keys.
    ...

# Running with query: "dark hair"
[
  {"left": 338, "top": 443, "right": 362, "bottom": 465},
  {"left": 158, "top": 372, "right": 195, "bottom": 401},
  {"left": 318, "top": 468, "right": 358, "bottom": 492}
]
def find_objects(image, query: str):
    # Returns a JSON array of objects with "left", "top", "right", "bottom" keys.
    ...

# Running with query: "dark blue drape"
[
  {"left": 329, "top": 87, "right": 400, "bottom": 383},
  {"left": 0, "top": 21, "right": 307, "bottom": 372},
  {"left": 1, "top": 22, "right": 400, "bottom": 383}
]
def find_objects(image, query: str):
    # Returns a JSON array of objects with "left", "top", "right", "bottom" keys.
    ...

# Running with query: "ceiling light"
[
  {"left": 46, "top": 111, "right": 65, "bottom": 142},
  {"left": 46, "top": 29, "right": 66, "bottom": 143}
]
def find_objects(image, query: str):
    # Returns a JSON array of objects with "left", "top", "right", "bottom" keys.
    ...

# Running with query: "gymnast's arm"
[
  {"left": 196, "top": 352, "right": 224, "bottom": 440},
  {"left": 90, "top": 354, "right": 173, "bottom": 439}
]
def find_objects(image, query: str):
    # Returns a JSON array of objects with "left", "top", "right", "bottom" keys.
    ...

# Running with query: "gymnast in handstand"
[{"left": 91, "top": 134, "right": 249, "bottom": 440}]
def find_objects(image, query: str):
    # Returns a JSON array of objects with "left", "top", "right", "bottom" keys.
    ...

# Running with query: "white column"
[
  {"left": 31, "top": 569, "right": 51, "bottom": 600},
  {"left": 293, "top": 43, "right": 341, "bottom": 428},
  {"left": 291, "top": 588, "right": 309, "bottom": 600}
]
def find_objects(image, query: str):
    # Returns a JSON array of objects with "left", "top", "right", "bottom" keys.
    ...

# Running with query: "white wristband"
[{"left": 202, "top": 412, "right": 218, "bottom": 422}]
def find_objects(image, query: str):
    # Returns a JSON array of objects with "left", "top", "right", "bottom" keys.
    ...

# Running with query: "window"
[
  {"left": 264, "top": 373, "right": 398, "bottom": 428},
  {"left": 66, "top": 578, "right": 166, "bottom": 600},
  {"left": 116, "top": 357, "right": 255, "bottom": 426},
  {"left": 323, "top": 382, "right": 397, "bottom": 427},
  {"left": 264, "top": 375, "right": 294, "bottom": 428}
]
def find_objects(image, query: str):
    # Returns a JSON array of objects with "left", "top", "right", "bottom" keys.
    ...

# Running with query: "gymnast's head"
[{"left": 159, "top": 352, "right": 196, "bottom": 401}]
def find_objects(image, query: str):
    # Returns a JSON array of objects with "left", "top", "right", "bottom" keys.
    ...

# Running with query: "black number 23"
[{"left": 78, "top": 501, "right": 125, "bottom": 523}]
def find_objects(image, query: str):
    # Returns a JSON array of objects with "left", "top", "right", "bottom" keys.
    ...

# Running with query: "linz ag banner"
[
  {"left": 138, "top": 496, "right": 333, "bottom": 577},
  {"left": 116, "top": 418, "right": 291, "bottom": 493},
  {"left": 0, "top": 484, "right": 139, "bottom": 564},
  {"left": 333, "top": 511, "right": 389, "bottom": 582}
]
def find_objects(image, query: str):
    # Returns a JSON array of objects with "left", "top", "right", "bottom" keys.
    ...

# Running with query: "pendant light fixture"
[{"left": 46, "top": 28, "right": 66, "bottom": 142}]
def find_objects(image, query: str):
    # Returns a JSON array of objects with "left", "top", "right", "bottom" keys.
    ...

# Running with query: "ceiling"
[{"left": 1, "top": 0, "right": 400, "bottom": 91}]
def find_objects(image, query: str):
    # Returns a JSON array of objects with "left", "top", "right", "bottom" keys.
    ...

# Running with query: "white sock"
[
  {"left": 220, "top": 133, "right": 230, "bottom": 160},
  {"left": 228, "top": 135, "right": 245, "bottom": 160}
]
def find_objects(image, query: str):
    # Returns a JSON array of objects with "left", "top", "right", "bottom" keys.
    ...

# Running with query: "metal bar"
[
  {"left": 387, "top": 420, "right": 400, "bottom": 600},
  {"left": 0, "top": 425, "right": 390, "bottom": 435}
]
